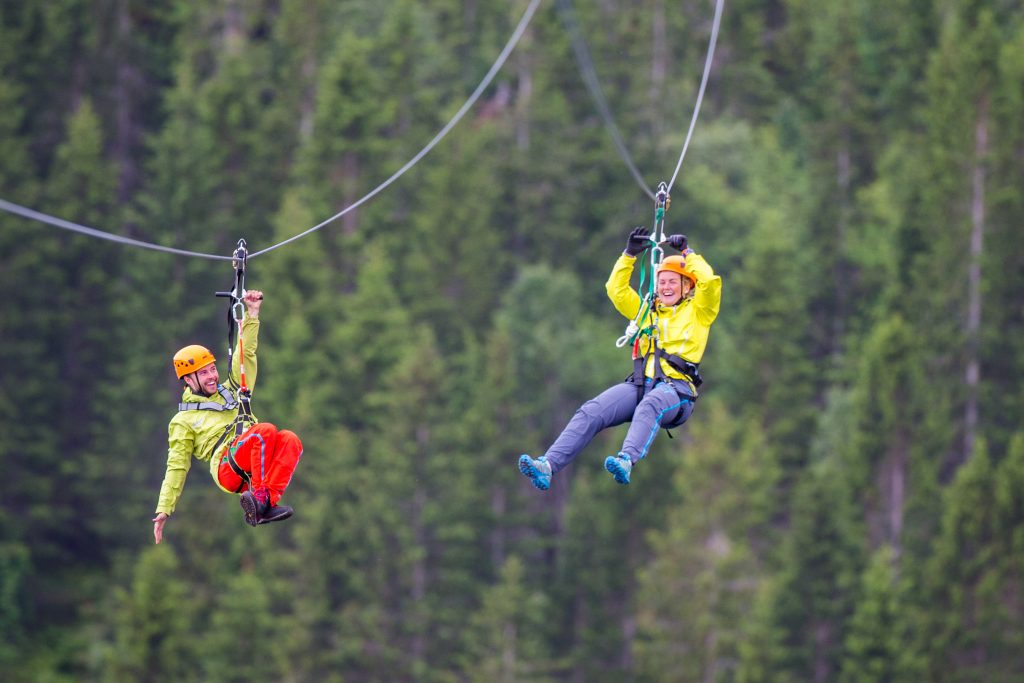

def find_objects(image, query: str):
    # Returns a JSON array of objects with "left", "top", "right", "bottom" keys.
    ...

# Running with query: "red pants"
[{"left": 217, "top": 423, "right": 302, "bottom": 506}]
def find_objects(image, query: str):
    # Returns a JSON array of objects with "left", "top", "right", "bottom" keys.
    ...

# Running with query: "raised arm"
[{"left": 229, "top": 290, "right": 262, "bottom": 389}]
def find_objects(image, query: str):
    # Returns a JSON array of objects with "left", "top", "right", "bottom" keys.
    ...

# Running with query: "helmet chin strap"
[{"left": 184, "top": 372, "right": 215, "bottom": 397}]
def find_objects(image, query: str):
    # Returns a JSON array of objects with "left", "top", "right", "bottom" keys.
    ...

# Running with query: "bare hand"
[
  {"left": 243, "top": 289, "right": 263, "bottom": 319},
  {"left": 153, "top": 512, "right": 169, "bottom": 544}
]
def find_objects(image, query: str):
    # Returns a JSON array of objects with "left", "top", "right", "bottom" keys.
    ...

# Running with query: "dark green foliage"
[{"left": 1, "top": 1, "right": 1023, "bottom": 681}]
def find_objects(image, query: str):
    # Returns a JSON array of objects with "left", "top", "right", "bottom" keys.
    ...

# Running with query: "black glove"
[
  {"left": 664, "top": 234, "right": 688, "bottom": 251},
  {"left": 624, "top": 227, "right": 651, "bottom": 256}
]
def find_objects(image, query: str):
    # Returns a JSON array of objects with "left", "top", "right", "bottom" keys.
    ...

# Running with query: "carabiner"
[{"left": 655, "top": 182, "right": 669, "bottom": 207}]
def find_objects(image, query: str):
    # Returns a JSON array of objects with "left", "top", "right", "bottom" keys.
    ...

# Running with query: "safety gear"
[
  {"left": 518, "top": 454, "right": 552, "bottom": 491},
  {"left": 624, "top": 226, "right": 651, "bottom": 256},
  {"left": 664, "top": 234, "right": 688, "bottom": 251},
  {"left": 604, "top": 452, "right": 633, "bottom": 485},
  {"left": 157, "top": 318, "right": 261, "bottom": 516},
  {"left": 606, "top": 251, "right": 721, "bottom": 378},
  {"left": 215, "top": 423, "right": 303, "bottom": 503},
  {"left": 656, "top": 255, "right": 697, "bottom": 286},
  {"left": 173, "top": 344, "right": 217, "bottom": 379}
]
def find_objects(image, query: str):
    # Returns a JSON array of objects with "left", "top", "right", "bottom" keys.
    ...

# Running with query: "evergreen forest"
[{"left": 2, "top": 0, "right": 1023, "bottom": 681}]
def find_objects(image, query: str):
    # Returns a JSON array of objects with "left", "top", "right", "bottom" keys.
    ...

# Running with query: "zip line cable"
[
  {"left": 0, "top": 198, "right": 233, "bottom": 261},
  {"left": 667, "top": 0, "right": 723, "bottom": 193},
  {"left": 557, "top": 0, "right": 724, "bottom": 197},
  {"left": 0, "top": 0, "right": 542, "bottom": 262},
  {"left": 248, "top": 0, "right": 541, "bottom": 258},
  {"left": 555, "top": 0, "right": 654, "bottom": 201}
]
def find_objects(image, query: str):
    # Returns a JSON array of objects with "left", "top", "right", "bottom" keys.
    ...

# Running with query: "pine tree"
[
  {"left": 101, "top": 546, "right": 200, "bottom": 682},
  {"left": 737, "top": 464, "right": 863, "bottom": 683},
  {"left": 916, "top": 435, "right": 1024, "bottom": 683},
  {"left": 201, "top": 570, "right": 284, "bottom": 682},
  {"left": 837, "top": 546, "right": 922, "bottom": 683},
  {"left": 460, "top": 555, "right": 554, "bottom": 683},
  {"left": 635, "top": 401, "right": 777, "bottom": 683}
]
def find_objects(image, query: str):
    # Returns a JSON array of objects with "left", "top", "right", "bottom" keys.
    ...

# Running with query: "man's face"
[
  {"left": 185, "top": 363, "right": 220, "bottom": 396},
  {"left": 658, "top": 271, "right": 690, "bottom": 306}
]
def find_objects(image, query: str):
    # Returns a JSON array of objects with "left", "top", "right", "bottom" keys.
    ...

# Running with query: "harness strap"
[
  {"left": 629, "top": 344, "right": 703, "bottom": 400},
  {"left": 178, "top": 385, "right": 238, "bottom": 412},
  {"left": 226, "top": 448, "right": 250, "bottom": 493},
  {"left": 654, "top": 347, "right": 703, "bottom": 388}
]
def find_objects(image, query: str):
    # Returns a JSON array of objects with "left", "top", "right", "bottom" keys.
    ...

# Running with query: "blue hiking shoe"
[
  {"left": 604, "top": 453, "right": 633, "bottom": 485},
  {"left": 518, "top": 454, "right": 552, "bottom": 491}
]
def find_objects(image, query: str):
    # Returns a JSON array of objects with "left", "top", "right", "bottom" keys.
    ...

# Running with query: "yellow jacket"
[
  {"left": 605, "top": 251, "right": 721, "bottom": 385},
  {"left": 155, "top": 316, "right": 259, "bottom": 515}
]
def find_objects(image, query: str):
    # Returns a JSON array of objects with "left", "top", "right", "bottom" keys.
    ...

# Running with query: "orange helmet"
[
  {"left": 656, "top": 255, "right": 697, "bottom": 286},
  {"left": 173, "top": 345, "right": 216, "bottom": 379}
]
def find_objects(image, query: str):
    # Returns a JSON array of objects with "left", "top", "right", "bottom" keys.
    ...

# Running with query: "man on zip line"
[
  {"left": 153, "top": 289, "right": 303, "bottom": 543},
  {"left": 518, "top": 226, "right": 721, "bottom": 489}
]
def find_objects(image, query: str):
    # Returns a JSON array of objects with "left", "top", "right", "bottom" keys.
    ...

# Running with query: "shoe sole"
[
  {"left": 518, "top": 455, "right": 550, "bottom": 491},
  {"left": 239, "top": 491, "right": 260, "bottom": 527},
  {"left": 604, "top": 457, "right": 631, "bottom": 485},
  {"left": 257, "top": 507, "right": 294, "bottom": 525}
]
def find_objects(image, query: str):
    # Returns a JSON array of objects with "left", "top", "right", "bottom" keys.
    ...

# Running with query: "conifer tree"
[
  {"left": 101, "top": 546, "right": 199, "bottom": 682},
  {"left": 460, "top": 555, "right": 554, "bottom": 683},
  {"left": 737, "top": 464, "right": 863, "bottom": 683},
  {"left": 915, "top": 436, "right": 1024, "bottom": 683},
  {"left": 635, "top": 401, "right": 776, "bottom": 683},
  {"left": 837, "top": 546, "right": 922, "bottom": 683}
]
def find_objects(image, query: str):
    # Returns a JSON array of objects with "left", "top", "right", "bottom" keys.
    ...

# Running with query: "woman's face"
[{"left": 658, "top": 271, "right": 690, "bottom": 306}]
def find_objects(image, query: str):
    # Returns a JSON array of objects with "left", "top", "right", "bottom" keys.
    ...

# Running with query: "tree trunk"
[
  {"left": 515, "top": 32, "right": 533, "bottom": 151},
  {"left": 114, "top": 0, "right": 141, "bottom": 200},
  {"left": 963, "top": 94, "right": 988, "bottom": 461}
]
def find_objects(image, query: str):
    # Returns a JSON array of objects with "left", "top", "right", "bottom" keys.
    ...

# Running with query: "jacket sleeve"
[
  {"left": 156, "top": 419, "right": 195, "bottom": 515},
  {"left": 229, "top": 316, "right": 260, "bottom": 390},
  {"left": 605, "top": 253, "right": 644, "bottom": 320},
  {"left": 684, "top": 251, "right": 722, "bottom": 326}
]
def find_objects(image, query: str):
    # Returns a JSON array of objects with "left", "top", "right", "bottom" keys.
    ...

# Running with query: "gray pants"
[{"left": 543, "top": 379, "right": 695, "bottom": 474}]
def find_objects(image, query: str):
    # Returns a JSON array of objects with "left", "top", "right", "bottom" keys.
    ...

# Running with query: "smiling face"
[
  {"left": 657, "top": 271, "right": 692, "bottom": 306},
  {"left": 184, "top": 363, "right": 220, "bottom": 397}
]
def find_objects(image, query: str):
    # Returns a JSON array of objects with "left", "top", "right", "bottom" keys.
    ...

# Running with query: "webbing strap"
[
  {"left": 226, "top": 449, "right": 250, "bottom": 493},
  {"left": 178, "top": 385, "right": 238, "bottom": 412},
  {"left": 654, "top": 347, "right": 703, "bottom": 388}
]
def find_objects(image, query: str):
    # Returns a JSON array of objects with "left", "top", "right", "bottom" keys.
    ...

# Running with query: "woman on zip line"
[{"left": 518, "top": 225, "right": 721, "bottom": 489}]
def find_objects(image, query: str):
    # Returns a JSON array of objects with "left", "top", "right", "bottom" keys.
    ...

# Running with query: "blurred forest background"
[{"left": 2, "top": 0, "right": 1023, "bottom": 681}]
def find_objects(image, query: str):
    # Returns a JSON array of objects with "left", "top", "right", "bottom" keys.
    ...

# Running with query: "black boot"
[
  {"left": 257, "top": 504, "right": 294, "bottom": 525},
  {"left": 239, "top": 490, "right": 269, "bottom": 527}
]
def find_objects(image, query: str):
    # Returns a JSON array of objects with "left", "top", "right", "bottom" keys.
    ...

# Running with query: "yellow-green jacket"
[
  {"left": 155, "top": 316, "right": 260, "bottom": 515},
  {"left": 606, "top": 251, "right": 722, "bottom": 387}
]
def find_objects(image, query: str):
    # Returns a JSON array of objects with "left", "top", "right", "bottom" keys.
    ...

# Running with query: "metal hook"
[{"left": 655, "top": 182, "right": 669, "bottom": 207}]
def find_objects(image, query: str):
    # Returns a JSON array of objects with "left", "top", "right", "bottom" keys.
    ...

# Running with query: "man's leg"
[
  {"left": 543, "top": 381, "right": 640, "bottom": 474},
  {"left": 262, "top": 428, "right": 302, "bottom": 506},
  {"left": 227, "top": 423, "right": 301, "bottom": 525}
]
